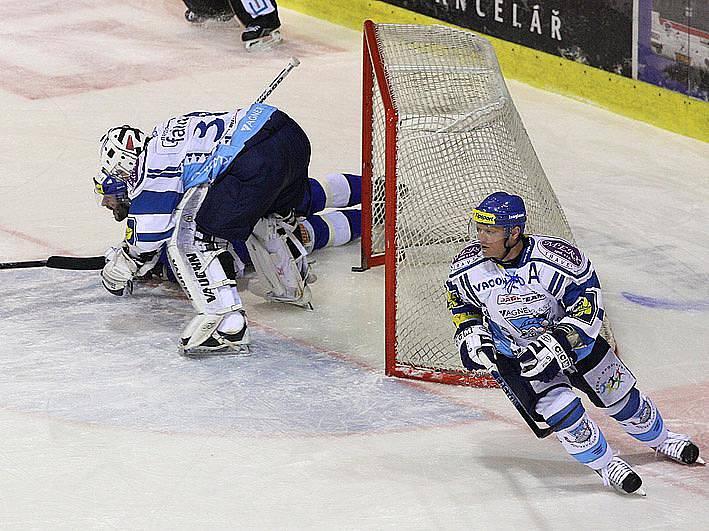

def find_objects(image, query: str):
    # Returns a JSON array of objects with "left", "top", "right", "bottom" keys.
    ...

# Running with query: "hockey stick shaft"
[
  {"left": 0, "top": 255, "right": 105, "bottom": 270},
  {"left": 479, "top": 353, "right": 553, "bottom": 439},
  {"left": 255, "top": 57, "right": 300, "bottom": 103},
  {"left": 488, "top": 368, "right": 553, "bottom": 439}
]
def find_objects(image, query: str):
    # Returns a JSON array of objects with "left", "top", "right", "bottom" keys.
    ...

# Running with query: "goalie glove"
[
  {"left": 101, "top": 245, "right": 138, "bottom": 296},
  {"left": 455, "top": 325, "right": 495, "bottom": 371},
  {"left": 518, "top": 328, "right": 576, "bottom": 383}
]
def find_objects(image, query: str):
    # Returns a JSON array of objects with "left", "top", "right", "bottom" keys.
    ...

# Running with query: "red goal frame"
[{"left": 360, "top": 20, "right": 497, "bottom": 388}]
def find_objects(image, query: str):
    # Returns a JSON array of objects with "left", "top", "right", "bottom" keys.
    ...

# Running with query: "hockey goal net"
[{"left": 360, "top": 21, "right": 614, "bottom": 387}]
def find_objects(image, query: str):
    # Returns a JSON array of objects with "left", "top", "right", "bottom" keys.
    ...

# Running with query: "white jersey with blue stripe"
[
  {"left": 445, "top": 235, "right": 604, "bottom": 362},
  {"left": 123, "top": 105, "right": 276, "bottom": 255}
]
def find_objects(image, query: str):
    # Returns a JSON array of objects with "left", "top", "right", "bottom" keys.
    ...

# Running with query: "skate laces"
[
  {"left": 654, "top": 431, "right": 690, "bottom": 460},
  {"left": 597, "top": 456, "right": 635, "bottom": 489}
]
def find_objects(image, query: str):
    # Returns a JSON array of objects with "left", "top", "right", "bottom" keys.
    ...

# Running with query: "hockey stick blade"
[{"left": 0, "top": 255, "right": 105, "bottom": 270}]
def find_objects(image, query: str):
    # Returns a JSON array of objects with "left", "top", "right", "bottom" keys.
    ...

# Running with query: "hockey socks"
[
  {"left": 551, "top": 398, "right": 613, "bottom": 470},
  {"left": 303, "top": 173, "right": 362, "bottom": 213},
  {"left": 607, "top": 388, "right": 666, "bottom": 447}
]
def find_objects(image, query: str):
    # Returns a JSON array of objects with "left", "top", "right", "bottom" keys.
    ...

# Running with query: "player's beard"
[{"left": 113, "top": 201, "right": 130, "bottom": 222}]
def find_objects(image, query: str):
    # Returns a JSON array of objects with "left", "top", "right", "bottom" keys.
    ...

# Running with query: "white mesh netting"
[{"left": 365, "top": 23, "right": 613, "bottom": 378}]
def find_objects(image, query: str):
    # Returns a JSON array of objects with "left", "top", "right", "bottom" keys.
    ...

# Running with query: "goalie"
[
  {"left": 446, "top": 191, "right": 703, "bottom": 495},
  {"left": 94, "top": 104, "right": 318, "bottom": 357}
]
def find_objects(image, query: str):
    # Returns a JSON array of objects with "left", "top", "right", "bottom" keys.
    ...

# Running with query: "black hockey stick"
[
  {"left": 479, "top": 354, "right": 554, "bottom": 439},
  {"left": 488, "top": 368, "right": 554, "bottom": 439},
  {"left": 0, "top": 255, "right": 105, "bottom": 270}
]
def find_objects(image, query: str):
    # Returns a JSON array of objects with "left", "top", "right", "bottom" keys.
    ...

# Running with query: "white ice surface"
[{"left": 0, "top": 1, "right": 707, "bottom": 528}]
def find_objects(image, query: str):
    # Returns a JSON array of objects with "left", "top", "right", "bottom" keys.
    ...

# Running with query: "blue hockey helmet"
[{"left": 472, "top": 192, "right": 527, "bottom": 232}]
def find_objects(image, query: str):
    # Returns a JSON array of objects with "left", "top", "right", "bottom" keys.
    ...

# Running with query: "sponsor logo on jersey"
[
  {"left": 473, "top": 277, "right": 506, "bottom": 291},
  {"left": 539, "top": 239, "right": 583, "bottom": 268},
  {"left": 497, "top": 292, "right": 546, "bottom": 305},
  {"left": 161, "top": 116, "right": 190, "bottom": 148},
  {"left": 125, "top": 217, "right": 136, "bottom": 245},
  {"left": 505, "top": 307, "right": 552, "bottom": 339},
  {"left": 240, "top": 106, "right": 264, "bottom": 132},
  {"left": 452, "top": 243, "right": 481, "bottom": 264},
  {"left": 570, "top": 292, "right": 598, "bottom": 325}
]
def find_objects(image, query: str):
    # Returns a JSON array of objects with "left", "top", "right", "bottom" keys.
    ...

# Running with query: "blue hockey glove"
[
  {"left": 456, "top": 325, "right": 495, "bottom": 371},
  {"left": 519, "top": 330, "right": 576, "bottom": 383}
]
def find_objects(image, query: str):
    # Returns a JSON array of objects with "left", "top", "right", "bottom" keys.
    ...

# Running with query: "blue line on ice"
[{"left": 621, "top": 291, "right": 709, "bottom": 311}]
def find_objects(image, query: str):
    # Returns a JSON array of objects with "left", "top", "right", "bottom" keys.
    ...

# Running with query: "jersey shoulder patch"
[
  {"left": 450, "top": 242, "right": 484, "bottom": 272},
  {"left": 532, "top": 235, "right": 586, "bottom": 274}
]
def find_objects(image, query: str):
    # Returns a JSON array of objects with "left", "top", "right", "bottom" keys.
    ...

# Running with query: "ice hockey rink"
[{"left": 1, "top": 1, "right": 707, "bottom": 528}]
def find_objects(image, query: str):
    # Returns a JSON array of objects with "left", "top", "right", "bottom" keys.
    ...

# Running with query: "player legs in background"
[
  {"left": 228, "top": 0, "right": 282, "bottom": 50},
  {"left": 296, "top": 173, "right": 362, "bottom": 254},
  {"left": 183, "top": 0, "right": 283, "bottom": 50},
  {"left": 182, "top": 0, "right": 234, "bottom": 23}
]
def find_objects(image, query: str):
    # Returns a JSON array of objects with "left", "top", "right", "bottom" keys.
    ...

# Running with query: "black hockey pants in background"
[
  {"left": 195, "top": 109, "right": 311, "bottom": 242},
  {"left": 183, "top": 0, "right": 280, "bottom": 27}
]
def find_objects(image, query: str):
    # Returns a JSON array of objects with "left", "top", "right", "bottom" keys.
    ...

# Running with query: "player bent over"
[
  {"left": 94, "top": 104, "right": 315, "bottom": 357},
  {"left": 121, "top": 173, "right": 363, "bottom": 289},
  {"left": 446, "top": 191, "right": 703, "bottom": 495},
  {"left": 182, "top": 0, "right": 282, "bottom": 50}
]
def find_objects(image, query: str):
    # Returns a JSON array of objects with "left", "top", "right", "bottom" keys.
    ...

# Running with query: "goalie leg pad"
[
  {"left": 246, "top": 214, "right": 313, "bottom": 307},
  {"left": 168, "top": 186, "right": 248, "bottom": 352}
]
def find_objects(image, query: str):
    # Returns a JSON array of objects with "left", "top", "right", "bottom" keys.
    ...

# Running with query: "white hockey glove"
[
  {"left": 101, "top": 245, "right": 138, "bottom": 296},
  {"left": 455, "top": 325, "right": 495, "bottom": 371},
  {"left": 518, "top": 330, "right": 576, "bottom": 383}
]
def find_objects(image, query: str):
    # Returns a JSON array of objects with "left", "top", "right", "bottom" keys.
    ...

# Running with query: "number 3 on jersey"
[{"left": 193, "top": 118, "right": 225, "bottom": 143}]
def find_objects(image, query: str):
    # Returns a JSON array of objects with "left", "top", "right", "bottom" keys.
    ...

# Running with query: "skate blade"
[
  {"left": 245, "top": 30, "right": 283, "bottom": 52},
  {"left": 180, "top": 344, "right": 251, "bottom": 358},
  {"left": 266, "top": 295, "right": 314, "bottom": 310}
]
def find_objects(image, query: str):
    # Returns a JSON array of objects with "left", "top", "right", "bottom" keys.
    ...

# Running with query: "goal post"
[{"left": 360, "top": 21, "right": 614, "bottom": 387}]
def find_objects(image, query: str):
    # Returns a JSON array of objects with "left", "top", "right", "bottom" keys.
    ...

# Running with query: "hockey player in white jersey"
[
  {"left": 446, "top": 191, "right": 703, "bottom": 495},
  {"left": 101, "top": 172, "right": 362, "bottom": 288},
  {"left": 94, "top": 104, "right": 314, "bottom": 357},
  {"left": 182, "top": 0, "right": 282, "bottom": 50}
]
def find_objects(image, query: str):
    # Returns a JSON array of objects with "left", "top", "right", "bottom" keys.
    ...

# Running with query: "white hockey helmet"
[{"left": 99, "top": 125, "right": 147, "bottom": 185}]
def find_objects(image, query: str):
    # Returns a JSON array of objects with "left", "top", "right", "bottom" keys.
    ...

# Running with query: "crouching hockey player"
[
  {"left": 182, "top": 0, "right": 282, "bottom": 50},
  {"left": 103, "top": 172, "right": 362, "bottom": 293},
  {"left": 94, "top": 104, "right": 317, "bottom": 357},
  {"left": 446, "top": 191, "right": 703, "bottom": 495}
]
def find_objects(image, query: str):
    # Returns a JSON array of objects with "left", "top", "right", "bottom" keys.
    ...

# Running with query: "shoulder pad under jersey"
[{"left": 529, "top": 235, "right": 588, "bottom": 275}]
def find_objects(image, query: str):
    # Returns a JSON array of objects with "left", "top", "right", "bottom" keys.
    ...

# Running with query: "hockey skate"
[
  {"left": 179, "top": 312, "right": 251, "bottom": 358},
  {"left": 242, "top": 25, "right": 283, "bottom": 51},
  {"left": 595, "top": 456, "right": 645, "bottom": 496},
  {"left": 653, "top": 431, "right": 704, "bottom": 465}
]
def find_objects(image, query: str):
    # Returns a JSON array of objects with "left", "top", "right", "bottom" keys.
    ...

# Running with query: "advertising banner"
[
  {"left": 638, "top": 0, "right": 709, "bottom": 101},
  {"left": 381, "top": 0, "right": 634, "bottom": 76}
]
